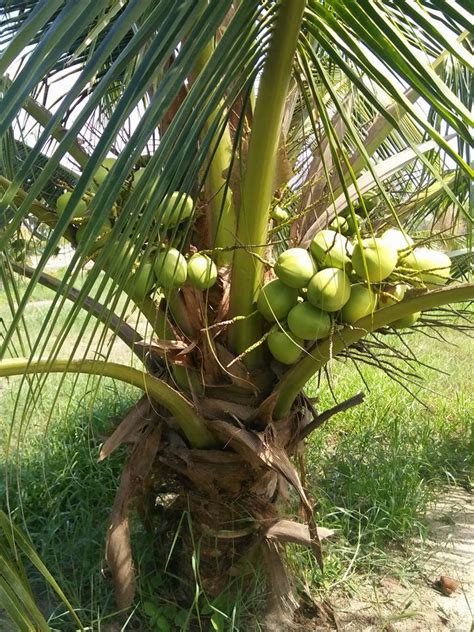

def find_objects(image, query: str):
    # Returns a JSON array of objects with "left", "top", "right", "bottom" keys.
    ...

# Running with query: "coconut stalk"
[
  {"left": 0, "top": 357, "right": 214, "bottom": 448},
  {"left": 228, "top": 0, "right": 307, "bottom": 364}
]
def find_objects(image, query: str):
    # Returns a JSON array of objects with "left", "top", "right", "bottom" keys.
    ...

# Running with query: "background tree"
[{"left": 0, "top": 0, "right": 472, "bottom": 627}]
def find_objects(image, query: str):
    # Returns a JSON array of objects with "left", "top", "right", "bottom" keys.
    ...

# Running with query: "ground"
[{"left": 305, "top": 488, "right": 473, "bottom": 631}]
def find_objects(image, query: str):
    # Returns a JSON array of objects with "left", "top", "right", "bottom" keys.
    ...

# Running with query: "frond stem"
[{"left": 0, "top": 358, "right": 215, "bottom": 448}]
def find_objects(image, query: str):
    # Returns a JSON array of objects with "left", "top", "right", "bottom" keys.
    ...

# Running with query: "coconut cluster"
[
  {"left": 258, "top": 227, "right": 451, "bottom": 365},
  {"left": 56, "top": 158, "right": 218, "bottom": 300}
]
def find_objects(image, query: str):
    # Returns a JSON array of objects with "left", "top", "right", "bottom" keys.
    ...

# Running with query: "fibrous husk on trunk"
[{"left": 101, "top": 386, "right": 362, "bottom": 626}]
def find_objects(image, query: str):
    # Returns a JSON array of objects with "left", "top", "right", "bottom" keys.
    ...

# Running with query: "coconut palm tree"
[{"left": 0, "top": 0, "right": 472, "bottom": 627}]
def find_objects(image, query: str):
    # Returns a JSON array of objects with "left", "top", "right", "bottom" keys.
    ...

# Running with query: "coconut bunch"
[
  {"left": 258, "top": 223, "right": 452, "bottom": 365},
  {"left": 55, "top": 158, "right": 219, "bottom": 301}
]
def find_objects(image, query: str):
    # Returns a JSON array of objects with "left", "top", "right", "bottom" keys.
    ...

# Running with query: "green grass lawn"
[{"left": 0, "top": 291, "right": 472, "bottom": 629}]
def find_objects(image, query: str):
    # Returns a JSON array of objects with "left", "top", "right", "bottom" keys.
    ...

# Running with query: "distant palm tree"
[{"left": 0, "top": 0, "right": 472, "bottom": 627}]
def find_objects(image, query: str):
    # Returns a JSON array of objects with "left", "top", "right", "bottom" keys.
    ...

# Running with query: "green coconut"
[
  {"left": 287, "top": 302, "right": 331, "bottom": 341},
  {"left": 267, "top": 327, "right": 304, "bottom": 364},
  {"left": 307, "top": 268, "right": 351, "bottom": 312},
  {"left": 271, "top": 206, "right": 290, "bottom": 222},
  {"left": 378, "top": 283, "right": 406, "bottom": 308},
  {"left": 310, "top": 230, "right": 352, "bottom": 270},
  {"left": 391, "top": 311, "right": 421, "bottom": 329},
  {"left": 381, "top": 228, "right": 414, "bottom": 253},
  {"left": 154, "top": 248, "right": 187, "bottom": 288},
  {"left": 257, "top": 279, "right": 299, "bottom": 322},
  {"left": 355, "top": 194, "right": 378, "bottom": 213},
  {"left": 400, "top": 247, "right": 451, "bottom": 286},
  {"left": 131, "top": 167, "right": 146, "bottom": 187},
  {"left": 102, "top": 239, "right": 135, "bottom": 281},
  {"left": 187, "top": 253, "right": 218, "bottom": 290},
  {"left": 56, "top": 191, "right": 89, "bottom": 224},
  {"left": 340, "top": 284, "right": 377, "bottom": 324},
  {"left": 274, "top": 248, "right": 316, "bottom": 289},
  {"left": 345, "top": 212, "right": 364, "bottom": 236},
  {"left": 352, "top": 237, "right": 398, "bottom": 283},
  {"left": 92, "top": 157, "right": 116, "bottom": 189},
  {"left": 128, "top": 262, "right": 155, "bottom": 301},
  {"left": 75, "top": 219, "right": 112, "bottom": 253},
  {"left": 328, "top": 216, "right": 349, "bottom": 234},
  {"left": 157, "top": 191, "right": 194, "bottom": 227}
]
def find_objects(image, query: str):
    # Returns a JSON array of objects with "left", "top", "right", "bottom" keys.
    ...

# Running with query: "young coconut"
[
  {"left": 307, "top": 268, "right": 351, "bottom": 312},
  {"left": 154, "top": 248, "right": 188, "bottom": 289},
  {"left": 340, "top": 284, "right": 377, "bottom": 324},
  {"left": 75, "top": 219, "right": 112, "bottom": 253},
  {"left": 271, "top": 206, "right": 289, "bottom": 223},
  {"left": 352, "top": 237, "right": 398, "bottom": 283},
  {"left": 391, "top": 311, "right": 421, "bottom": 329},
  {"left": 329, "top": 216, "right": 349, "bottom": 234},
  {"left": 131, "top": 167, "right": 146, "bottom": 188},
  {"left": 92, "top": 157, "right": 116, "bottom": 189},
  {"left": 187, "top": 253, "right": 218, "bottom": 290},
  {"left": 287, "top": 302, "right": 331, "bottom": 341},
  {"left": 400, "top": 247, "right": 451, "bottom": 287},
  {"left": 267, "top": 327, "right": 304, "bottom": 365},
  {"left": 56, "top": 191, "right": 89, "bottom": 224},
  {"left": 310, "top": 229, "right": 352, "bottom": 270},
  {"left": 381, "top": 228, "right": 414, "bottom": 253},
  {"left": 102, "top": 239, "right": 135, "bottom": 281},
  {"left": 274, "top": 248, "right": 316, "bottom": 288},
  {"left": 157, "top": 191, "right": 194, "bottom": 228},
  {"left": 128, "top": 262, "right": 156, "bottom": 301},
  {"left": 378, "top": 283, "right": 406, "bottom": 308},
  {"left": 257, "top": 279, "right": 299, "bottom": 322},
  {"left": 344, "top": 211, "right": 364, "bottom": 236}
]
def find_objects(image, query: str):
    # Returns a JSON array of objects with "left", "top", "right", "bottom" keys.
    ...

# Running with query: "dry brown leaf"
[
  {"left": 262, "top": 539, "right": 297, "bottom": 631},
  {"left": 265, "top": 519, "right": 334, "bottom": 545},
  {"left": 106, "top": 424, "right": 162, "bottom": 610},
  {"left": 198, "top": 398, "right": 255, "bottom": 422},
  {"left": 99, "top": 396, "right": 153, "bottom": 462}
]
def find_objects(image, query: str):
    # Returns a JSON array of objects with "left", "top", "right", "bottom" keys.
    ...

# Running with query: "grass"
[{"left": 0, "top": 283, "right": 472, "bottom": 629}]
